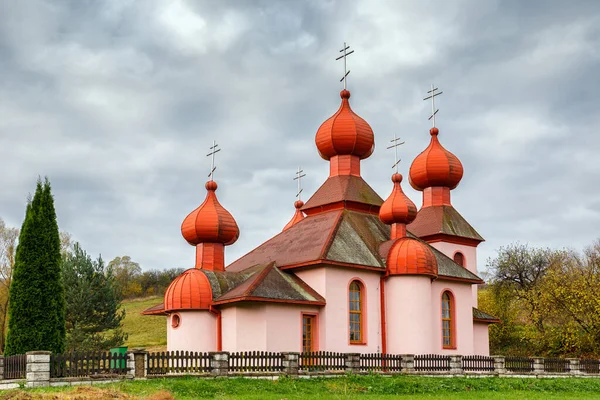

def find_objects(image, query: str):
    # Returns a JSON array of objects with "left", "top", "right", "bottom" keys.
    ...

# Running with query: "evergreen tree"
[
  {"left": 5, "top": 178, "right": 65, "bottom": 355},
  {"left": 63, "top": 243, "right": 127, "bottom": 352}
]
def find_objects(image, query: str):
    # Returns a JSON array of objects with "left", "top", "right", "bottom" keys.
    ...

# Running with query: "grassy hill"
[{"left": 121, "top": 296, "right": 166, "bottom": 352}]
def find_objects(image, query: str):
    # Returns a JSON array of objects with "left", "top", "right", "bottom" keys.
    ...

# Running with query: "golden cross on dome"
[
  {"left": 387, "top": 133, "right": 405, "bottom": 173},
  {"left": 206, "top": 140, "right": 221, "bottom": 181},
  {"left": 335, "top": 42, "right": 354, "bottom": 90},
  {"left": 293, "top": 167, "right": 306, "bottom": 201},
  {"left": 423, "top": 84, "right": 443, "bottom": 127}
]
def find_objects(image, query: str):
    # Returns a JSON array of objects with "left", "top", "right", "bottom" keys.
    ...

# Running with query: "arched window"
[
  {"left": 441, "top": 291, "right": 455, "bottom": 348},
  {"left": 453, "top": 252, "right": 465, "bottom": 267},
  {"left": 349, "top": 280, "right": 364, "bottom": 344}
]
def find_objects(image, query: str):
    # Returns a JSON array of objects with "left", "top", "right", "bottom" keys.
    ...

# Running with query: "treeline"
[{"left": 479, "top": 240, "right": 600, "bottom": 358}]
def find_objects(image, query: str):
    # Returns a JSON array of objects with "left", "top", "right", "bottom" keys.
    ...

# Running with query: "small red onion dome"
[
  {"left": 164, "top": 268, "right": 212, "bottom": 311},
  {"left": 283, "top": 200, "right": 305, "bottom": 231},
  {"left": 315, "top": 90, "right": 375, "bottom": 160},
  {"left": 379, "top": 174, "right": 417, "bottom": 225},
  {"left": 181, "top": 181, "right": 239, "bottom": 246},
  {"left": 386, "top": 237, "right": 438, "bottom": 277},
  {"left": 409, "top": 127, "right": 463, "bottom": 191}
]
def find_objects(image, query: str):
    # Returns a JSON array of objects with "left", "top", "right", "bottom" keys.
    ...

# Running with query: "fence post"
[
  {"left": 567, "top": 358, "right": 581, "bottom": 376},
  {"left": 0, "top": 355, "right": 4, "bottom": 379},
  {"left": 400, "top": 354, "right": 415, "bottom": 373},
  {"left": 282, "top": 352, "right": 299, "bottom": 377},
  {"left": 210, "top": 352, "right": 229, "bottom": 377},
  {"left": 533, "top": 357, "right": 545, "bottom": 375},
  {"left": 25, "top": 351, "right": 51, "bottom": 388},
  {"left": 345, "top": 353, "right": 360, "bottom": 374},
  {"left": 492, "top": 355, "right": 506, "bottom": 375},
  {"left": 131, "top": 350, "right": 148, "bottom": 379},
  {"left": 449, "top": 355, "right": 463, "bottom": 375}
]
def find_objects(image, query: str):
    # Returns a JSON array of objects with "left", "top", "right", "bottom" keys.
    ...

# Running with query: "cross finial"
[
  {"left": 423, "top": 84, "right": 443, "bottom": 127},
  {"left": 335, "top": 42, "right": 354, "bottom": 90},
  {"left": 206, "top": 140, "right": 221, "bottom": 181},
  {"left": 293, "top": 167, "right": 306, "bottom": 201},
  {"left": 386, "top": 133, "right": 405, "bottom": 173}
]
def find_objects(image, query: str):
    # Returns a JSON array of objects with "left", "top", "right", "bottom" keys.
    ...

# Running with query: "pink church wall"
[
  {"left": 431, "top": 280, "right": 474, "bottom": 354},
  {"left": 221, "top": 303, "right": 320, "bottom": 352},
  {"left": 167, "top": 311, "right": 216, "bottom": 352},
  {"left": 385, "top": 276, "right": 432, "bottom": 354},
  {"left": 296, "top": 267, "right": 381, "bottom": 353},
  {"left": 429, "top": 242, "right": 479, "bottom": 307},
  {"left": 473, "top": 322, "right": 490, "bottom": 355}
]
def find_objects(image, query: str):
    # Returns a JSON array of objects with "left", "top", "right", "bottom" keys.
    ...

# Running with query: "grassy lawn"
[
  {"left": 122, "top": 296, "right": 167, "bottom": 353},
  {"left": 7, "top": 375, "right": 600, "bottom": 399}
]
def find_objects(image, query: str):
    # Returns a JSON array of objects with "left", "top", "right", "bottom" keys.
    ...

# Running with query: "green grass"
[
  {"left": 122, "top": 296, "right": 166, "bottom": 352},
  {"left": 18, "top": 375, "right": 600, "bottom": 400}
]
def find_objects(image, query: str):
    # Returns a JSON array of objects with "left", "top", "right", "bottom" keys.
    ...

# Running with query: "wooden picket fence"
[
  {"left": 544, "top": 358, "right": 570, "bottom": 373},
  {"left": 3, "top": 354, "right": 26, "bottom": 380},
  {"left": 505, "top": 356, "right": 534, "bottom": 373},
  {"left": 414, "top": 354, "right": 450, "bottom": 371},
  {"left": 359, "top": 353, "right": 402, "bottom": 372},
  {"left": 581, "top": 359, "right": 600, "bottom": 374},
  {"left": 229, "top": 351, "right": 284, "bottom": 372},
  {"left": 50, "top": 352, "right": 128, "bottom": 378},
  {"left": 299, "top": 351, "right": 347, "bottom": 372},
  {"left": 463, "top": 355, "right": 495, "bottom": 372},
  {"left": 147, "top": 351, "right": 211, "bottom": 376}
]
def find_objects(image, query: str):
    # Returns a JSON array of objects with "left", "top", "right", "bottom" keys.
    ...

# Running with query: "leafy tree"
[
  {"left": 5, "top": 178, "right": 65, "bottom": 355},
  {"left": 0, "top": 219, "right": 19, "bottom": 352},
  {"left": 108, "top": 256, "right": 142, "bottom": 298},
  {"left": 63, "top": 243, "right": 127, "bottom": 352}
]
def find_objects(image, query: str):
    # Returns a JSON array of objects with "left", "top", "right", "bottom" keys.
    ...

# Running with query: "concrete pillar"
[
  {"left": 345, "top": 353, "right": 361, "bottom": 374},
  {"left": 25, "top": 351, "right": 51, "bottom": 388},
  {"left": 210, "top": 352, "right": 229, "bottom": 377},
  {"left": 567, "top": 358, "right": 581, "bottom": 376},
  {"left": 492, "top": 355, "right": 506, "bottom": 374},
  {"left": 400, "top": 354, "right": 415, "bottom": 373},
  {"left": 533, "top": 357, "right": 545, "bottom": 375},
  {"left": 449, "top": 355, "right": 463, "bottom": 374},
  {"left": 131, "top": 350, "right": 148, "bottom": 379},
  {"left": 281, "top": 352, "right": 299, "bottom": 377},
  {"left": 0, "top": 355, "right": 4, "bottom": 379}
]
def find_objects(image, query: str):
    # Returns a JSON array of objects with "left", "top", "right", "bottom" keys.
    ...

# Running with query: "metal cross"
[
  {"left": 335, "top": 42, "right": 354, "bottom": 90},
  {"left": 386, "top": 133, "right": 405, "bottom": 173},
  {"left": 423, "top": 84, "right": 443, "bottom": 127},
  {"left": 206, "top": 140, "right": 221, "bottom": 181},
  {"left": 293, "top": 167, "right": 306, "bottom": 201}
]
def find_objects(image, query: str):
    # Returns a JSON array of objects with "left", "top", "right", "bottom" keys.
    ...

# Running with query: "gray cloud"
[{"left": 1, "top": 0, "right": 598, "bottom": 272}]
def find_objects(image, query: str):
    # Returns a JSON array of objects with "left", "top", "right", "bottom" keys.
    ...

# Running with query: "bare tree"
[{"left": 0, "top": 218, "right": 19, "bottom": 352}]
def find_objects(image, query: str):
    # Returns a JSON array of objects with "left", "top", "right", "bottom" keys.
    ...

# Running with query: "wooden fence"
[
  {"left": 229, "top": 351, "right": 283, "bottom": 373},
  {"left": 50, "top": 352, "right": 129, "bottom": 378},
  {"left": 3, "top": 354, "right": 26, "bottom": 380},
  {"left": 359, "top": 353, "right": 402, "bottom": 372},
  {"left": 505, "top": 356, "right": 534, "bottom": 373},
  {"left": 462, "top": 355, "right": 495, "bottom": 372},
  {"left": 414, "top": 354, "right": 451, "bottom": 372},
  {"left": 581, "top": 359, "right": 600, "bottom": 374},
  {"left": 299, "top": 351, "right": 346, "bottom": 372},
  {"left": 147, "top": 351, "right": 211, "bottom": 376}
]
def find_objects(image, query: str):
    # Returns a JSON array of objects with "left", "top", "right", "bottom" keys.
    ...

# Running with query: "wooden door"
[{"left": 302, "top": 315, "right": 316, "bottom": 353}]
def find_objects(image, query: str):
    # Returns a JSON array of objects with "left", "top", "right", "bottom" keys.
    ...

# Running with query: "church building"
[{"left": 143, "top": 64, "right": 499, "bottom": 355}]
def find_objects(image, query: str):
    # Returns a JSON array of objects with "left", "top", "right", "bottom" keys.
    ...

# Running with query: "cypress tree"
[{"left": 5, "top": 178, "right": 65, "bottom": 355}]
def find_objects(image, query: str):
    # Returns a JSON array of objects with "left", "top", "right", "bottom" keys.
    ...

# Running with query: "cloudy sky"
[{"left": 1, "top": 0, "right": 599, "bottom": 273}]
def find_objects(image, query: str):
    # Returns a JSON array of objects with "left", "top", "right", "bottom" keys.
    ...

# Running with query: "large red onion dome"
[
  {"left": 386, "top": 237, "right": 438, "bottom": 277},
  {"left": 181, "top": 181, "right": 239, "bottom": 246},
  {"left": 379, "top": 174, "right": 417, "bottom": 225},
  {"left": 315, "top": 90, "right": 375, "bottom": 160},
  {"left": 164, "top": 268, "right": 212, "bottom": 311},
  {"left": 409, "top": 127, "right": 463, "bottom": 191}
]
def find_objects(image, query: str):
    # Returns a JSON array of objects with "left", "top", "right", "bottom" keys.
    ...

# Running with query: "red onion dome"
[
  {"left": 409, "top": 127, "right": 463, "bottom": 191},
  {"left": 181, "top": 181, "right": 239, "bottom": 246},
  {"left": 283, "top": 200, "right": 305, "bottom": 231},
  {"left": 386, "top": 237, "right": 438, "bottom": 277},
  {"left": 379, "top": 174, "right": 417, "bottom": 225},
  {"left": 164, "top": 269, "right": 212, "bottom": 311},
  {"left": 315, "top": 90, "right": 375, "bottom": 160}
]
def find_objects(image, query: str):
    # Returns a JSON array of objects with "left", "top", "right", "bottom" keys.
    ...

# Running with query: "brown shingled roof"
[
  {"left": 473, "top": 307, "right": 501, "bottom": 323},
  {"left": 407, "top": 205, "right": 484, "bottom": 242},
  {"left": 301, "top": 175, "right": 383, "bottom": 213},
  {"left": 141, "top": 302, "right": 166, "bottom": 316}
]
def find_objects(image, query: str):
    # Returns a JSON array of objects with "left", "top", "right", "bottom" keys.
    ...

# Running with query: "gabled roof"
[
  {"left": 301, "top": 175, "right": 383, "bottom": 214},
  {"left": 473, "top": 307, "right": 500, "bottom": 324},
  {"left": 407, "top": 205, "right": 484, "bottom": 242}
]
